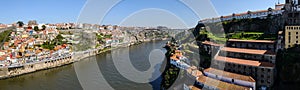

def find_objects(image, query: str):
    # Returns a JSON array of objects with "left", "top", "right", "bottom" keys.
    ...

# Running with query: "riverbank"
[
  {"left": 0, "top": 54, "right": 73, "bottom": 79},
  {"left": 0, "top": 39, "right": 169, "bottom": 80},
  {"left": 0, "top": 40, "right": 167, "bottom": 90}
]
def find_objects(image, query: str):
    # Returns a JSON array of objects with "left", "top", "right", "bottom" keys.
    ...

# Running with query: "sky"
[{"left": 0, "top": 0, "right": 284, "bottom": 28}]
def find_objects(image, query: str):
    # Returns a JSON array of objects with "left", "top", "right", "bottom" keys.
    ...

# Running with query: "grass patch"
[
  {"left": 228, "top": 32, "right": 277, "bottom": 40},
  {"left": 200, "top": 29, "right": 227, "bottom": 44},
  {"left": 0, "top": 29, "right": 12, "bottom": 46}
]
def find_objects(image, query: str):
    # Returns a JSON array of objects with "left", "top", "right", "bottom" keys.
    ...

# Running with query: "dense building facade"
[
  {"left": 283, "top": 0, "right": 300, "bottom": 25},
  {"left": 203, "top": 39, "right": 276, "bottom": 89},
  {"left": 285, "top": 26, "right": 300, "bottom": 48}
]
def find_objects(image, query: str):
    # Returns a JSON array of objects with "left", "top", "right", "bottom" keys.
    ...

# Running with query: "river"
[{"left": 0, "top": 41, "right": 167, "bottom": 90}]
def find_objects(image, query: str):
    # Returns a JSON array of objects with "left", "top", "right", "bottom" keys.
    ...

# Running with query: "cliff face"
[{"left": 205, "top": 15, "right": 284, "bottom": 34}]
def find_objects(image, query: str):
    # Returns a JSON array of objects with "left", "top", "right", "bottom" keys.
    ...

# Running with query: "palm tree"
[
  {"left": 232, "top": 13, "right": 236, "bottom": 21},
  {"left": 247, "top": 10, "right": 252, "bottom": 18},
  {"left": 267, "top": 7, "right": 273, "bottom": 19},
  {"left": 268, "top": 7, "right": 273, "bottom": 15},
  {"left": 42, "top": 25, "right": 46, "bottom": 30},
  {"left": 220, "top": 16, "right": 224, "bottom": 22},
  {"left": 232, "top": 13, "right": 236, "bottom": 18},
  {"left": 33, "top": 26, "right": 39, "bottom": 32}
]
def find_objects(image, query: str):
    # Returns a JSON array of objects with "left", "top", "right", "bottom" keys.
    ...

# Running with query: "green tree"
[
  {"left": 16, "top": 21, "right": 24, "bottom": 27},
  {"left": 42, "top": 25, "right": 46, "bottom": 30},
  {"left": 247, "top": 10, "right": 252, "bottom": 18},
  {"left": 33, "top": 26, "right": 39, "bottom": 32},
  {"left": 52, "top": 34, "right": 65, "bottom": 45}
]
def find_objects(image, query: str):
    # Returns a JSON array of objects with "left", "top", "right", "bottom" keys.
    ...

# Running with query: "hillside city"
[
  {"left": 161, "top": 1, "right": 300, "bottom": 90},
  {"left": 0, "top": 0, "right": 300, "bottom": 90}
]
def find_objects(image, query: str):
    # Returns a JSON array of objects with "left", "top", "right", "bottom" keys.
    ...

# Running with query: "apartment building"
[
  {"left": 203, "top": 39, "right": 276, "bottom": 89},
  {"left": 227, "top": 39, "right": 276, "bottom": 51},
  {"left": 285, "top": 26, "right": 300, "bottom": 48}
]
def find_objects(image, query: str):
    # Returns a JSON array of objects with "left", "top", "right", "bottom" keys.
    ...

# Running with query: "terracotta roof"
[
  {"left": 14, "top": 40, "right": 22, "bottom": 46},
  {"left": 3, "top": 42, "right": 9, "bottom": 46},
  {"left": 170, "top": 50, "right": 182, "bottom": 61},
  {"left": 197, "top": 75, "right": 250, "bottom": 90},
  {"left": 189, "top": 86, "right": 201, "bottom": 90},
  {"left": 204, "top": 68, "right": 255, "bottom": 82},
  {"left": 221, "top": 47, "right": 276, "bottom": 55},
  {"left": 16, "top": 55, "right": 22, "bottom": 58},
  {"left": 0, "top": 55, "right": 6, "bottom": 61},
  {"left": 62, "top": 44, "right": 68, "bottom": 47},
  {"left": 186, "top": 66, "right": 203, "bottom": 77},
  {"left": 228, "top": 39, "right": 275, "bottom": 43},
  {"left": 202, "top": 41, "right": 224, "bottom": 46},
  {"left": 25, "top": 54, "right": 31, "bottom": 57},
  {"left": 54, "top": 45, "right": 62, "bottom": 51},
  {"left": 184, "top": 65, "right": 250, "bottom": 90},
  {"left": 35, "top": 49, "right": 42, "bottom": 54},
  {"left": 215, "top": 56, "right": 275, "bottom": 67},
  {"left": 170, "top": 56, "right": 179, "bottom": 61}
]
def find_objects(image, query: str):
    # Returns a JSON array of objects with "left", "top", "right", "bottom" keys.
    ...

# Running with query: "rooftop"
[
  {"left": 221, "top": 47, "right": 276, "bottom": 55},
  {"left": 186, "top": 66, "right": 203, "bottom": 77},
  {"left": 204, "top": 68, "right": 255, "bottom": 82},
  {"left": 170, "top": 50, "right": 184, "bottom": 61},
  {"left": 189, "top": 86, "right": 201, "bottom": 90},
  {"left": 202, "top": 41, "right": 224, "bottom": 46},
  {"left": 0, "top": 55, "right": 6, "bottom": 61},
  {"left": 228, "top": 39, "right": 275, "bottom": 44},
  {"left": 185, "top": 66, "right": 250, "bottom": 90},
  {"left": 215, "top": 56, "right": 275, "bottom": 67},
  {"left": 197, "top": 75, "right": 250, "bottom": 90}
]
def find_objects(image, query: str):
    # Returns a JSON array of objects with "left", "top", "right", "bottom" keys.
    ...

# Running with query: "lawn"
[
  {"left": 200, "top": 30, "right": 227, "bottom": 44},
  {"left": 228, "top": 32, "right": 277, "bottom": 40}
]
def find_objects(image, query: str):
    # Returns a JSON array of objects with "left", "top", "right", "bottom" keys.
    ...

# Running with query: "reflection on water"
[{"left": 0, "top": 41, "right": 166, "bottom": 90}]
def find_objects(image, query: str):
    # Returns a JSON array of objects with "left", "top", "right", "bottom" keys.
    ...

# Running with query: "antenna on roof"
[{"left": 278, "top": 0, "right": 280, "bottom": 4}]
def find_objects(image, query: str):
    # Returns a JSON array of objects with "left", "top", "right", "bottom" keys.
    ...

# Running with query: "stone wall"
[{"left": 0, "top": 56, "right": 73, "bottom": 79}]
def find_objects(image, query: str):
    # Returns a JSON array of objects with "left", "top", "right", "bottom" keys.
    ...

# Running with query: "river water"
[{"left": 0, "top": 41, "right": 167, "bottom": 90}]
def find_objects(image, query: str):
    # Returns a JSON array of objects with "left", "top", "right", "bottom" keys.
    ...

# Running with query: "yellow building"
[{"left": 285, "top": 26, "right": 300, "bottom": 48}]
